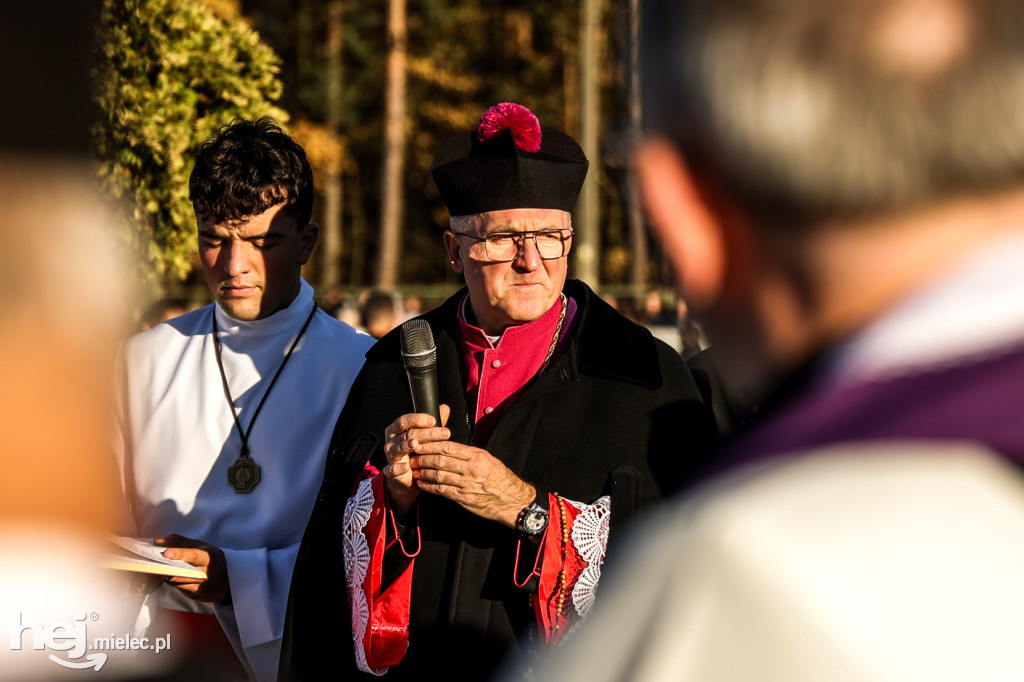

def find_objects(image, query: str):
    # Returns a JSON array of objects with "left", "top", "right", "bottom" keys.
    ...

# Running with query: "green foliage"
[{"left": 92, "top": 0, "right": 288, "bottom": 280}]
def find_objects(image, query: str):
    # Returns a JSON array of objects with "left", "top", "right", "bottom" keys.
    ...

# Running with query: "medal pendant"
[{"left": 228, "top": 456, "right": 261, "bottom": 493}]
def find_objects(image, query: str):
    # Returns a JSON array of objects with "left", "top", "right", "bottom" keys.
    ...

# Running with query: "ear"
[
  {"left": 443, "top": 230, "right": 465, "bottom": 274},
  {"left": 298, "top": 222, "right": 320, "bottom": 265},
  {"left": 634, "top": 138, "right": 728, "bottom": 312}
]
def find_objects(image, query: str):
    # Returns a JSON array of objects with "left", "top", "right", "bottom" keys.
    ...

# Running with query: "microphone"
[{"left": 400, "top": 319, "right": 442, "bottom": 426}]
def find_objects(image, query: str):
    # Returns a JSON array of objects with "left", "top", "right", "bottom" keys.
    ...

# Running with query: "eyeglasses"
[{"left": 454, "top": 229, "right": 574, "bottom": 263}]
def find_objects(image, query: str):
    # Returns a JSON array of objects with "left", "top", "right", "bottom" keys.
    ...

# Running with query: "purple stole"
[{"left": 718, "top": 344, "right": 1024, "bottom": 476}]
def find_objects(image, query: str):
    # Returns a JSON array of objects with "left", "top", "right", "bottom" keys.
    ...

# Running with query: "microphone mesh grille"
[{"left": 400, "top": 319, "right": 437, "bottom": 368}]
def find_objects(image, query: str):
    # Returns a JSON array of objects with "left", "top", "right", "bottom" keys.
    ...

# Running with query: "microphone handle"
[{"left": 405, "top": 365, "right": 442, "bottom": 425}]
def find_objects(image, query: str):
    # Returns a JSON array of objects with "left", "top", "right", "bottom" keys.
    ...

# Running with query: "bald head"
[
  {"left": 642, "top": 0, "right": 1024, "bottom": 230},
  {"left": 870, "top": 0, "right": 971, "bottom": 76}
]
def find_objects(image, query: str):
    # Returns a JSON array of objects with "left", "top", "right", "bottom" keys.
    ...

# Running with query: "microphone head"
[{"left": 400, "top": 319, "right": 437, "bottom": 369}]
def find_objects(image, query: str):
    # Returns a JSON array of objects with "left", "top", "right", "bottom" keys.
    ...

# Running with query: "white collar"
[
  {"left": 212, "top": 278, "right": 315, "bottom": 338},
  {"left": 460, "top": 294, "right": 503, "bottom": 347}
]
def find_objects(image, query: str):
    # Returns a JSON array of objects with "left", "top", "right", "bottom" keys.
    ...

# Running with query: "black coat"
[{"left": 282, "top": 280, "right": 715, "bottom": 680}]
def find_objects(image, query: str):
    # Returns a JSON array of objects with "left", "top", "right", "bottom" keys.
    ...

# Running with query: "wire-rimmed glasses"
[{"left": 454, "top": 229, "right": 574, "bottom": 262}]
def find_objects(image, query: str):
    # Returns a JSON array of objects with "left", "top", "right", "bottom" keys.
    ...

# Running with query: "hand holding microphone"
[
  {"left": 388, "top": 319, "right": 532, "bottom": 526},
  {"left": 381, "top": 320, "right": 449, "bottom": 515}
]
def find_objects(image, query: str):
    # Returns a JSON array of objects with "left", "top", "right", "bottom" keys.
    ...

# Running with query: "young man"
[
  {"left": 116, "top": 118, "right": 373, "bottom": 681},
  {"left": 284, "top": 104, "right": 716, "bottom": 680},
  {"left": 534, "top": 0, "right": 1024, "bottom": 679}
]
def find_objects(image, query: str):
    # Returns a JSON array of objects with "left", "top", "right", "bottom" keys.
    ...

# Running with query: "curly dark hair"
[{"left": 189, "top": 117, "right": 314, "bottom": 229}]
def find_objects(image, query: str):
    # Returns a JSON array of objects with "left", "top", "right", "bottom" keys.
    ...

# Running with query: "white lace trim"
[
  {"left": 343, "top": 476, "right": 387, "bottom": 676},
  {"left": 567, "top": 495, "right": 611, "bottom": 620}
]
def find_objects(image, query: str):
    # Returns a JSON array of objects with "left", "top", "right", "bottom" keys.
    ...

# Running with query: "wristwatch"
[{"left": 515, "top": 499, "right": 550, "bottom": 536}]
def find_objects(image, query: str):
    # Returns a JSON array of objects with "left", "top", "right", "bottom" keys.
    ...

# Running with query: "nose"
[
  {"left": 512, "top": 234, "right": 542, "bottom": 270},
  {"left": 222, "top": 240, "right": 251, "bottom": 276}
]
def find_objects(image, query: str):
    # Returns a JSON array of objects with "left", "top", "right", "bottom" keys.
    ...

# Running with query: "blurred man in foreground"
[
  {"left": 0, "top": 5, "right": 169, "bottom": 676},
  {"left": 0, "top": 158, "right": 164, "bottom": 681},
  {"left": 533, "top": 0, "right": 1024, "bottom": 680}
]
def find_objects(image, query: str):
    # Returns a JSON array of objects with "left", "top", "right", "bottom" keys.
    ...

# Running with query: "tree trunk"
[
  {"left": 349, "top": 168, "right": 367, "bottom": 286},
  {"left": 627, "top": 0, "right": 647, "bottom": 298},
  {"left": 377, "top": 0, "right": 407, "bottom": 288},
  {"left": 321, "top": 0, "right": 344, "bottom": 290},
  {"left": 575, "top": 0, "right": 603, "bottom": 288}
]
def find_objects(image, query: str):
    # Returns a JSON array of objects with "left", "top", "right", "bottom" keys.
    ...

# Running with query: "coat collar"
[
  {"left": 366, "top": 279, "right": 665, "bottom": 390},
  {"left": 564, "top": 279, "right": 664, "bottom": 389}
]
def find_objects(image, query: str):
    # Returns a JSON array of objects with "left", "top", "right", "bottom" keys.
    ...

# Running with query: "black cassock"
[{"left": 281, "top": 279, "right": 717, "bottom": 680}]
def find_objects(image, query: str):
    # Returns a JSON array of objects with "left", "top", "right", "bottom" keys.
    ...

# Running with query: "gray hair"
[
  {"left": 449, "top": 215, "right": 478, "bottom": 234},
  {"left": 642, "top": 0, "right": 1024, "bottom": 230}
]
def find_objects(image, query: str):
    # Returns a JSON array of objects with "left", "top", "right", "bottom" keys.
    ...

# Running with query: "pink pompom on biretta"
[{"left": 476, "top": 103, "right": 542, "bottom": 153}]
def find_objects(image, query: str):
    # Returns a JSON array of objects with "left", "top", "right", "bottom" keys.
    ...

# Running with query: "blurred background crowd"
[{"left": 141, "top": 287, "right": 705, "bottom": 357}]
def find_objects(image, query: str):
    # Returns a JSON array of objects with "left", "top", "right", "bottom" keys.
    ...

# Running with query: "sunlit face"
[
  {"left": 197, "top": 203, "right": 318, "bottom": 321},
  {"left": 443, "top": 208, "right": 571, "bottom": 335}
]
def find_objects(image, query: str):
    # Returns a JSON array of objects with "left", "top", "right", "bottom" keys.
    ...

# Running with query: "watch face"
[{"left": 521, "top": 507, "right": 549, "bottom": 535}]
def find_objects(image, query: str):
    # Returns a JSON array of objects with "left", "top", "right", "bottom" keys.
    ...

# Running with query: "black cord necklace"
[{"left": 212, "top": 301, "right": 318, "bottom": 493}]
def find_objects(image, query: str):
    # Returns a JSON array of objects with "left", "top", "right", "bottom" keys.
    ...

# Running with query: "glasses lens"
[
  {"left": 484, "top": 234, "right": 518, "bottom": 261},
  {"left": 535, "top": 231, "right": 569, "bottom": 259}
]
